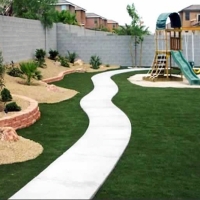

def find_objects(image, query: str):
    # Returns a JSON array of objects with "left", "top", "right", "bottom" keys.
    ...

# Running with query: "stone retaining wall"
[{"left": 0, "top": 95, "right": 40, "bottom": 130}]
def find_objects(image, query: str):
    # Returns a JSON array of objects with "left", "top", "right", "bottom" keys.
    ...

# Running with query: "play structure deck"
[{"left": 144, "top": 12, "right": 200, "bottom": 85}]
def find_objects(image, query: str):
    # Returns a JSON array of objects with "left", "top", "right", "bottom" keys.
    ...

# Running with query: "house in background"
[
  {"left": 102, "top": 17, "right": 107, "bottom": 28},
  {"left": 75, "top": 5, "right": 86, "bottom": 26},
  {"left": 107, "top": 20, "right": 119, "bottom": 32},
  {"left": 85, "top": 13, "right": 107, "bottom": 29},
  {"left": 179, "top": 5, "right": 200, "bottom": 27},
  {"left": 55, "top": 0, "right": 75, "bottom": 13}
]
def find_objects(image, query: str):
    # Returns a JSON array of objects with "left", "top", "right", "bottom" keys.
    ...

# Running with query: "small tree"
[{"left": 115, "top": 3, "right": 149, "bottom": 67}]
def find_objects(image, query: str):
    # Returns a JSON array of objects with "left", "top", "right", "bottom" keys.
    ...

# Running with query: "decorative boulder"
[
  {"left": 0, "top": 127, "right": 19, "bottom": 142},
  {"left": 54, "top": 61, "right": 61, "bottom": 66},
  {"left": 74, "top": 59, "right": 83, "bottom": 66},
  {"left": 46, "top": 84, "right": 60, "bottom": 92}
]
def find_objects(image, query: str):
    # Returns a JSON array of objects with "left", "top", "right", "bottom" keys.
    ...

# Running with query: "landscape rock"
[
  {"left": 74, "top": 59, "right": 83, "bottom": 66},
  {"left": 0, "top": 127, "right": 19, "bottom": 142}
]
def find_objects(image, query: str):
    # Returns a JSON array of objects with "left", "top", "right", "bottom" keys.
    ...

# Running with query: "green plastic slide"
[{"left": 171, "top": 50, "right": 200, "bottom": 85}]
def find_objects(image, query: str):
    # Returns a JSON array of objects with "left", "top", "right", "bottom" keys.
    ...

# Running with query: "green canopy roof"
[{"left": 156, "top": 12, "right": 182, "bottom": 30}]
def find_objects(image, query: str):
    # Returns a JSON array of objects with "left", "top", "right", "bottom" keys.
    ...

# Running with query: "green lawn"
[
  {"left": 94, "top": 71, "right": 200, "bottom": 199},
  {"left": 0, "top": 72, "right": 96, "bottom": 199},
  {"left": 0, "top": 70, "right": 200, "bottom": 199}
]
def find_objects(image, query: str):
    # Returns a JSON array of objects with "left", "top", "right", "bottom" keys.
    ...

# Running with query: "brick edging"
[
  {"left": 0, "top": 69, "right": 77, "bottom": 130},
  {"left": 42, "top": 69, "right": 76, "bottom": 83},
  {"left": 0, "top": 94, "right": 40, "bottom": 130}
]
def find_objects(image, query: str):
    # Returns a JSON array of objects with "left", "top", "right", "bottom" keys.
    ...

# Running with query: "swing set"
[{"left": 143, "top": 12, "right": 200, "bottom": 85}]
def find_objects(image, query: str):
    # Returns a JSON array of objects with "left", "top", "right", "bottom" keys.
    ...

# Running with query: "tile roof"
[
  {"left": 55, "top": 0, "right": 74, "bottom": 6},
  {"left": 107, "top": 20, "right": 118, "bottom": 24},
  {"left": 86, "top": 12, "right": 106, "bottom": 19},
  {"left": 75, "top": 5, "right": 86, "bottom": 11},
  {"left": 179, "top": 5, "right": 200, "bottom": 12}
]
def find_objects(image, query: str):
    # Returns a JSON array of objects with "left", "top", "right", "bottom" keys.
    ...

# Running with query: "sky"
[{"left": 70, "top": 0, "right": 200, "bottom": 33}]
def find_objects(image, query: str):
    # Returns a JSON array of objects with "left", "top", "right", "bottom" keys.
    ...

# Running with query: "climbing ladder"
[{"left": 147, "top": 52, "right": 168, "bottom": 80}]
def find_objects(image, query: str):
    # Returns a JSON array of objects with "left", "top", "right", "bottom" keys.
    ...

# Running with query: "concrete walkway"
[{"left": 10, "top": 68, "right": 146, "bottom": 199}]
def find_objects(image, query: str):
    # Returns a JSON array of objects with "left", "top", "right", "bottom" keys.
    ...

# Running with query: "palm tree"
[{"left": 19, "top": 61, "right": 42, "bottom": 85}]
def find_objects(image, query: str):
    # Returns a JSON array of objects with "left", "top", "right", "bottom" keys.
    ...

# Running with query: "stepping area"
[{"left": 10, "top": 68, "right": 146, "bottom": 199}]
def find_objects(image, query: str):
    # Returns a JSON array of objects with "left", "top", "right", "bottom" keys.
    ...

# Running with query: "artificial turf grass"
[
  {"left": 94, "top": 71, "right": 200, "bottom": 199},
  {"left": 0, "top": 72, "right": 97, "bottom": 199}
]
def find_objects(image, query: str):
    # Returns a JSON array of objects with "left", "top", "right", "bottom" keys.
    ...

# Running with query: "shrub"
[
  {"left": 49, "top": 49, "right": 59, "bottom": 60},
  {"left": 6, "top": 61, "right": 23, "bottom": 78},
  {"left": 20, "top": 61, "right": 42, "bottom": 85},
  {"left": 106, "top": 64, "right": 110, "bottom": 67},
  {"left": 1, "top": 88, "right": 12, "bottom": 102},
  {"left": 7, "top": 67, "right": 23, "bottom": 78},
  {"left": 58, "top": 56, "right": 69, "bottom": 67},
  {"left": 35, "top": 49, "right": 46, "bottom": 68},
  {"left": 35, "top": 49, "right": 46, "bottom": 60},
  {"left": 66, "top": 51, "right": 78, "bottom": 64},
  {"left": 89, "top": 55, "right": 102, "bottom": 69},
  {"left": 5, "top": 102, "right": 21, "bottom": 112}
]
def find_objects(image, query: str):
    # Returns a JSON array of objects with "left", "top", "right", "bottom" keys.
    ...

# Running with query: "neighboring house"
[
  {"left": 75, "top": 5, "right": 86, "bottom": 26},
  {"left": 107, "top": 20, "right": 119, "bottom": 32},
  {"left": 55, "top": 0, "right": 75, "bottom": 13},
  {"left": 85, "top": 13, "right": 107, "bottom": 29},
  {"left": 179, "top": 5, "right": 200, "bottom": 27}
]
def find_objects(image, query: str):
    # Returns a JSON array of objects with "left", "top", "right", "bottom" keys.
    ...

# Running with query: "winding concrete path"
[{"left": 10, "top": 68, "right": 146, "bottom": 199}]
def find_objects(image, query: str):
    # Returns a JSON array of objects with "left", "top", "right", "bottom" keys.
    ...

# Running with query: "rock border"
[
  {"left": 0, "top": 69, "right": 78, "bottom": 130},
  {"left": 0, "top": 94, "right": 40, "bottom": 130},
  {"left": 42, "top": 69, "right": 76, "bottom": 83}
]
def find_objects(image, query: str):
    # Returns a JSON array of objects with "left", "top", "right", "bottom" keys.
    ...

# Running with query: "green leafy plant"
[
  {"left": 35, "top": 49, "right": 46, "bottom": 68},
  {"left": 49, "top": 49, "right": 59, "bottom": 60},
  {"left": 7, "top": 62, "right": 23, "bottom": 78},
  {"left": 54, "top": 10, "right": 78, "bottom": 25},
  {"left": 1, "top": 88, "right": 12, "bottom": 102},
  {"left": 19, "top": 61, "right": 42, "bottom": 85},
  {"left": 7, "top": 67, "right": 23, "bottom": 77},
  {"left": 66, "top": 51, "right": 78, "bottom": 64},
  {"left": 106, "top": 64, "right": 110, "bottom": 67},
  {"left": 5, "top": 102, "right": 21, "bottom": 112},
  {"left": 89, "top": 55, "right": 102, "bottom": 69},
  {"left": 58, "top": 56, "right": 69, "bottom": 67}
]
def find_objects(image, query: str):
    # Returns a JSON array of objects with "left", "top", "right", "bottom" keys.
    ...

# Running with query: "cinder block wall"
[
  {"left": 0, "top": 16, "right": 200, "bottom": 67},
  {"left": 0, "top": 16, "right": 57, "bottom": 63}
]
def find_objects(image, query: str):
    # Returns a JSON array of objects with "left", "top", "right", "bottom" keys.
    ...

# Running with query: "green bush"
[
  {"left": 58, "top": 56, "right": 69, "bottom": 67},
  {"left": 49, "top": 49, "right": 59, "bottom": 60},
  {"left": 35, "top": 49, "right": 46, "bottom": 68},
  {"left": 7, "top": 61, "right": 23, "bottom": 77},
  {"left": 66, "top": 51, "right": 78, "bottom": 64},
  {"left": 1, "top": 88, "right": 12, "bottom": 102},
  {"left": 35, "top": 49, "right": 46, "bottom": 60},
  {"left": 20, "top": 61, "right": 42, "bottom": 85},
  {"left": 89, "top": 55, "right": 102, "bottom": 69},
  {"left": 5, "top": 102, "right": 21, "bottom": 112}
]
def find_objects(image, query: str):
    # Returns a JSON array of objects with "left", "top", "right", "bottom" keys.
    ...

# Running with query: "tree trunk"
[
  {"left": 139, "top": 41, "right": 143, "bottom": 67},
  {"left": 135, "top": 36, "right": 137, "bottom": 67},
  {"left": 129, "top": 37, "right": 134, "bottom": 67}
]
